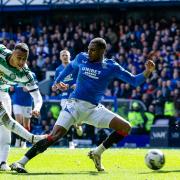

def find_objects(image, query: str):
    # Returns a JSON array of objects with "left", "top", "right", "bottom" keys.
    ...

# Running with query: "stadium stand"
[{"left": 1, "top": 0, "right": 179, "bottom": 147}]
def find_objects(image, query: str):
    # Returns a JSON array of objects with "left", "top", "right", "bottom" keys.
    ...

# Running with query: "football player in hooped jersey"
[
  {"left": 0, "top": 43, "right": 46, "bottom": 170},
  {"left": 11, "top": 38, "right": 155, "bottom": 173}
]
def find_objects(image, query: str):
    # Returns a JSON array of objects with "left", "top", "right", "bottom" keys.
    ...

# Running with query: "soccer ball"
[{"left": 145, "top": 149, "right": 165, "bottom": 170}]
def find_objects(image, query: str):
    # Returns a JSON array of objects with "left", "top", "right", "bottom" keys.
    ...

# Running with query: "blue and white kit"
[
  {"left": 54, "top": 64, "right": 77, "bottom": 109},
  {"left": 54, "top": 52, "right": 146, "bottom": 130}
]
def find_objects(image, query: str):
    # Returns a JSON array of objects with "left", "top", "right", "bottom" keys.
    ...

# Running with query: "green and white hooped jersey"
[{"left": 0, "top": 44, "right": 38, "bottom": 92}]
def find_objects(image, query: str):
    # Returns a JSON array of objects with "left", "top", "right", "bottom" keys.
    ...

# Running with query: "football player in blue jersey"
[
  {"left": 12, "top": 85, "right": 33, "bottom": 148},
  {"left": 54, "top": 50, "right": 83, "bottom": 138},
  {"left": 11, "top": 38, "right": 156, "bottom": 173}
]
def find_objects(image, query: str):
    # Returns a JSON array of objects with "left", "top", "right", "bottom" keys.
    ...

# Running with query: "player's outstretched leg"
[
  {"left": 88, "top": 116, "right": 131, "bottom": 171},
  {"left": 0, "top": 104, "right": 46, "bottom": 144},
  {"left": 10, "top": 125, "right": 67, "bottom": 173},
  {"left": 88, "top": 146, "right": 105, "bottom": 171},
  {"left": 0, "top": 125, "right": 11, "bottom": 171}
]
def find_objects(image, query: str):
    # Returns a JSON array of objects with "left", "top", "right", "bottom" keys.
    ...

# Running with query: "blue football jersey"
[
  {"left": 54, "top": 52, "right": 146, "bottom": 105},
  {"left": 12, "top": 85, "right": 32, "bottom": 106},
  {"left": 12, "top": 72, "right": 37, "bottom": 106},
  {"left": 54, "top": 64, "right": 77, "bottom": 100}
]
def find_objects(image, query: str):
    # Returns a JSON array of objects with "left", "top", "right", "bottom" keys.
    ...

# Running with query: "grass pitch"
[{"left": 0, "top": 148, "right": 180, "bottom": 180}]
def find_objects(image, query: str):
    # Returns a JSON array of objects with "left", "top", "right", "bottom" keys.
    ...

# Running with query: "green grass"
[{"left": 1, "top": 148, "right": 180, "bottom": 180}]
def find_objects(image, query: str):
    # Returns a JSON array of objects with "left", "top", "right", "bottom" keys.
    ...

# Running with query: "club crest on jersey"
[
  {"left": 82, "top": 59, "right": 87, "bottom": 63},
  {"left": 10, "top": 73, "right": 16, "bottom": 80}
]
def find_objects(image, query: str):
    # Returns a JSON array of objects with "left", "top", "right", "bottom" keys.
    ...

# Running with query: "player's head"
[
  {"left": 88, "top": 38, "right": 107, "bottom": 62},
  {"left": 60, "top": 50, "right": 70, "bottom": 65},
  {"left": 10, "top": 43, "right": 29, "bottom": 69}
]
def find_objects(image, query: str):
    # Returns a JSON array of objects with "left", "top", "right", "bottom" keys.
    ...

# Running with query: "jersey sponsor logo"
[
  {"left": 82, "top": 67, "right": 101, "bottom": 79},
  {"left": 10, "top": 73, "right": 16, "bottom": 80},
  {"left": 64, "top": 74, "right": 73, "bottom": 82}
]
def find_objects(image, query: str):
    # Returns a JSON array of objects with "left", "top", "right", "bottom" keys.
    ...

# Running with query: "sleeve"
[
  {"left": 54, "top": 68, "right": 59, "bottom": 80},
  {"left": 0, "top": 44, "right": 12, "bottom": 59},
  {"left": 22, "top": 66, "right": 39, "bottom": 91},
  {"left": 114, "top": 63, "right": 146, "bottom": 87},
  {"left": 29, "top": 89, "right": 43, "bottom": 112},
  {"left": 53, "top": 54, "right": 80, "bottom": 85}
]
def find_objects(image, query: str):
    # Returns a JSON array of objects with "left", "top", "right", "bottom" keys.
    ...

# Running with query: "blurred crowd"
[{"left": 1, "top": 16, "right": 179, "bottom": 141}]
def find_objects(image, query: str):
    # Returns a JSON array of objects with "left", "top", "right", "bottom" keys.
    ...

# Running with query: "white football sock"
[
  {"left": 0, "top": 125, "right": 11, "bottom": 163},
  {"left": 94, "top": 144, "right": 106, "bottom": 155},
  {"left": 0, "top": 107, "right": 33, "bottom": 143},
  {"left": 18, "top": 156, "right": 29, "bottom": 166}
]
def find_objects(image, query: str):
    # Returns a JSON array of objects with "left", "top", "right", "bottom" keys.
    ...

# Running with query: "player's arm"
[
  {"left": 115, "top": 55, "right": 156, "bottom": 87},
  {"left": 0, "top": 44, "right": 12, "bottom": 59},
  {"left": 52, "top": 63, "right": 73, "bottom": 91},
  {"left": 29, "top": 89, "right": 43, "bottom": 117},
  {"left": 52, "top": 54, "right": 80, "bottom": 91},
  {"left": 54, "top": 68, "right": 60, "bottom": 80},
  {"left": 23, "top": 71, "right": 43, "bottom": 117}
]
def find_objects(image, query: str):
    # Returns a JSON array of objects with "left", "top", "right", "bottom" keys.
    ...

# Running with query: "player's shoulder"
[
  {"left": 55, "top": 65, "right": 64, "bottom": 72},
  {"left": 77, "top": 52, "right": 88, "bottom": 60},
  {"left": 104, "top": 58, "right": 118, "bottom": 66},
  {"left": 0, "top": 44, "right": 12, "bottom": 57},
  {"left": 74, "top": 52, "right": 88, "bottom": 64},
  {"left": 0, "top": 44, "right": 6, "bottom": 50}
]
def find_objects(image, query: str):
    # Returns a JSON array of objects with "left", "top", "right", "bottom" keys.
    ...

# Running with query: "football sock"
[
  {"left": 0, "top": 105, "right": 34, "bottom": 143},
  {"left": 93, "top": 144, "right": 106, "bottom": 156},
  {"left": 102, "top": 130, "right": 128, "bottom": 149},
  {"left": 0, "top": 126, "right": 11, "bottom": 162},
  {"left": 20, "top": 136, "right": 54, "bottom": 165},
  {"left": 18, "top": 156, "right": 29, "bottom": 166}
]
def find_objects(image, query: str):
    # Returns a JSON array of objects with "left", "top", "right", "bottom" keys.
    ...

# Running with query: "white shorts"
[
  {"left": 13, "top": 105, "right": 32, "bottom": 118},
  {"left": 55, "top": 99, "right": 116, "bottom": 130},
  {"left": 0, "top": 91, "right": 12, "bottom": 114},
  {"left": 0, "top": 91, "right": 12, "bottom": 126},
  {"left": 60, "top": 99, "right": 68, "bottom": 110}
]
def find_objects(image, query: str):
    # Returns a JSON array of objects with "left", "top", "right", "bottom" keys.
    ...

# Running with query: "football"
[{"left": 145, "top": 149, "right": 165, "bottom": 170}]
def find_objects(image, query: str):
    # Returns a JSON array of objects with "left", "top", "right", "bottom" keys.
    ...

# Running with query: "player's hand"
[
  {"left": 32, "top": 109, "right": 40, "bottom": 118},
  {"left": 52, "top": 82, "right": 69, "bottom": 91},
  {"left": 52, "top": 85, "right": 58, "bottom": 91},
  {"left": 145, "top": 60, "right": 155, "bottom": 73}
]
